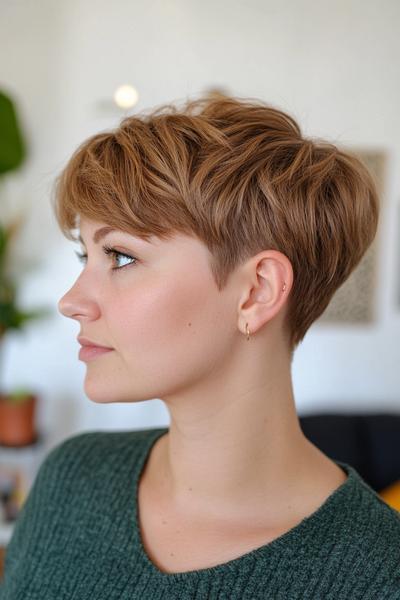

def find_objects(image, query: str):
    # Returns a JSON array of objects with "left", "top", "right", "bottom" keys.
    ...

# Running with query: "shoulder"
[
  {"left": 1, "top": 428, "right": 166, "bottom": 590},
  {"left": 350, "top": 468, "right": 400, "bottom": 535},
  {"left": 360, "top": 487, "right": 400, "bottom": 567},
  {"left": 12, "top": 426, "right": 166, "bottom": 507},
  {"left": 333, "top": 464, "right": 400, "bottom": 593},
  {"left": 2, "top": 428, "right": 165, "bottom": 563},
  {"left": 39, "top": 426, "right": 164, "bottom": 479}
]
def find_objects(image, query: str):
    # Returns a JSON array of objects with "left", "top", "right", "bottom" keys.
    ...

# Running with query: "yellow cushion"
[{"left": 379, "top": 480, "right": 400, "bottom": 512}]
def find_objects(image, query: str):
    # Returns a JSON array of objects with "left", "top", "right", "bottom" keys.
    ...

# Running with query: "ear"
[{"left": 237, "top": 250, "right": 293, "bottom": 337}]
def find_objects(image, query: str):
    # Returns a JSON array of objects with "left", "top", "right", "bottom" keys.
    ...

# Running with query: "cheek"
[
  {"left": 112, "top": 277, "right": 208, "bottom": 349},
  {"left": 109, "top": 274, "right": 233, "bottom": 379}
]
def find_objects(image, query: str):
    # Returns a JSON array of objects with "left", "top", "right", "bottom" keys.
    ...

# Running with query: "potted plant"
[
  {"left": 0, "top": 388, "right": 37, "bottom": 447},
  {"left": 0, "top": 89, "right": 50, "bottom": 447}
]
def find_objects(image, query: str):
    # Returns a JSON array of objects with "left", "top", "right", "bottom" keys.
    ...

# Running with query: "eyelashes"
[{"left": 74, "top": 244, "right": 137, "bottom": 271}]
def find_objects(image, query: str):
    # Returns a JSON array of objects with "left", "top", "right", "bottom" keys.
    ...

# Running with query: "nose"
[{"left": 58, "top": 277, "right": 100, "bottom": 321}]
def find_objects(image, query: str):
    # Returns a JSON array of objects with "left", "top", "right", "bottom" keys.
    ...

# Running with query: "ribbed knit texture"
[{"left": 1, "top": 426, "right": 400, "bottom": 599}]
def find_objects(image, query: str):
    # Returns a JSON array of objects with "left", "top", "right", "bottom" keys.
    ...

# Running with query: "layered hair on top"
[{"left": 52, "top": 93, "right": 380, "bottom": 354}]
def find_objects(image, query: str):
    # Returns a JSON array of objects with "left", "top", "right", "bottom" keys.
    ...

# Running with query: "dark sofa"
[{"left": 299, "top": 412, "right": 400, "bottom": 492}]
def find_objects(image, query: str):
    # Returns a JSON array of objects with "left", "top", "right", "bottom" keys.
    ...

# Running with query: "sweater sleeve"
[{"left": 0, "top": 432, "right": 91, "bottom": 597}]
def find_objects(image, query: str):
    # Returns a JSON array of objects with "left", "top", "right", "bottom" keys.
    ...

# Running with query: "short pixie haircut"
[{"left": 52, "top": 94, "right": 379, "bottom": 353}]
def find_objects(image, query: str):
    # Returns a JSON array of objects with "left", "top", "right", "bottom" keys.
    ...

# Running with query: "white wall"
[{"left": 1, "top": 0, "right": 399, "bottom": 450}]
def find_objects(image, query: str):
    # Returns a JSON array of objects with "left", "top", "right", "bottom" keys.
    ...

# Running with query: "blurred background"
[{"left": 0, "top": 0, "right": 399, "bottom": 544}]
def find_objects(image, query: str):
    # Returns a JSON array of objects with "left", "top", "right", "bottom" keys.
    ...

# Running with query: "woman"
[{"left": 2, "top": 94, "right": 400, "bottom": 599}]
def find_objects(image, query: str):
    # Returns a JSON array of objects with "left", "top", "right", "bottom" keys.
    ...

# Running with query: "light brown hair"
[{"left": 52, "top": 94, "right": 380, "bottom": 353}]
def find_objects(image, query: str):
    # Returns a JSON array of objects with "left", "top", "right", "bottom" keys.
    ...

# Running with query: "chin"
[
  {"left": 83, "top": 379, "right": 118, "bottom": 403},
  {"left": 82, "top": 379, "right": 152, "bottom": 404}
]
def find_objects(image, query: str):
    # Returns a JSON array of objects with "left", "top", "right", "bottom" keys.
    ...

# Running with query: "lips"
[
  {"left": 77, "top": 336, "right": 114, "bottom": 362},
  {"left": 78, "top": 346, "right": 114, "bottom": 362}
]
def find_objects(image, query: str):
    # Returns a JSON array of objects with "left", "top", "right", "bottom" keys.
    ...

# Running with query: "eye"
[
  {"left": 74, "top": 245, "right": 137, "bottom": 271},
  {"left": 102, "top": 245, "right": 137, "bottom": 270}
]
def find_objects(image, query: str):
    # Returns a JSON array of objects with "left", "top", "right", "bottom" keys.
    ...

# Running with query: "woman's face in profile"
[{"left": 58, "top": 217, "right": 237, "bottom": 404}]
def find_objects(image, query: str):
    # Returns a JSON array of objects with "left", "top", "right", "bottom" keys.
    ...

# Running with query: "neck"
[{"left": 144, "top": 349, "right": 335, "bottom": 522}]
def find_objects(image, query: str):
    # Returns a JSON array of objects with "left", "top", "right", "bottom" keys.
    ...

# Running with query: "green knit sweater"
[{"left": 1, "top": 427, "right": 400, "bottom": 599}]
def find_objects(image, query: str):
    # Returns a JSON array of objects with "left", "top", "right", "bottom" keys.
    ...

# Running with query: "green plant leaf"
[
  {"left": 0, "top": 303, "right": 52, "bottom": 331},
  {"left": 4, "top": 387, "right": 32, "bottom": 404},
  {"left": 0, "top": 90, "right": 26, "bottom": 174}
]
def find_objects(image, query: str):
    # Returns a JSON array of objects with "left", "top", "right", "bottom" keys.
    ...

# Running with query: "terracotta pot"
[{"left": 0, "top": 393, "right": 37, "bottom": 447}]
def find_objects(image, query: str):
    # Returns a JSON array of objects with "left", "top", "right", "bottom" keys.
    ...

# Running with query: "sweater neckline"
[{"left": 129, "top": 426, "right": 358, "bottom": 583}]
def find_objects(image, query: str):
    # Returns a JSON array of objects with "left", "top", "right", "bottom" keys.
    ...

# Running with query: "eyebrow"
[{"left": 78, "top": 226, "right": 117, "bottom": 245}]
